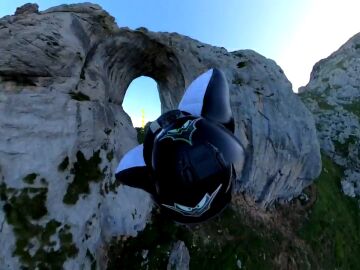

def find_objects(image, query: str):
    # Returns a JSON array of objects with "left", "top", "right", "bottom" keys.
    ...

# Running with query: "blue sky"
[{"left": 1, "top": 0, "right": 359, "bottom": 126}]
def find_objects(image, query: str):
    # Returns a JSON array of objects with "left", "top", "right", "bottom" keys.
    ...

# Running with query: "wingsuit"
[{"left": 115, "top": 68, "right": 245, "bottom": 223}]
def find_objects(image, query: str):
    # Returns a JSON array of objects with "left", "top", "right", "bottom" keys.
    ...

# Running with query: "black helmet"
[
  {"left": 151, "top": 115, "right": 244, "bottom": 223},
  {"left": 115, "top": 68, "right": 245, "bottom": 223}
]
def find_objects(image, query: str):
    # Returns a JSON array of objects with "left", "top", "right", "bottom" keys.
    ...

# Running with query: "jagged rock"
[
  {"left": 0, "top": 3, "right": 321, "bottom": 269},
  {"left": 341, "top": 169, "right": 360, "bottom": 197},
  {"left": 0, "top": 4, "right": 150, "bottom": 270},
  {"left": 15, "top": 3, "right": 39, "bottom": 15},
  {"left": 236, "top": 259, "right": 242, "bottom": 269},
  {"left": 167, "top": 241, "right": 190, "bottom": 270},
  {"left": 341, "top": 179, "right": 356, "bottom": 197},
  {"left": 299, "top": 33, "right": 360, "bottom": 198}
]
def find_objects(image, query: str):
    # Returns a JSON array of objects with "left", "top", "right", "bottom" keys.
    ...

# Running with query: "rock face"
[
  {"left": 14, "top": 3, "right": 39, "bottom": 15},
  {"left": 167, "top": 241, "right": 190, "bottom": 270},
  {"left": 299, "top": 33, "right": 360, "bottom": 199},
  {"left": 0, "top": 3, "right": 321, "bottom": 269}
]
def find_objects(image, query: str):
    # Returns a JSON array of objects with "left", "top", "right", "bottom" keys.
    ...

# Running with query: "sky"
[{"left": 1, "top": 0, "right": 359, "bottom": 127}]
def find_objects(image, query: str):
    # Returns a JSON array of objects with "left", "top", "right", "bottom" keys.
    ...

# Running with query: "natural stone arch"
[
  {"left": 122, "top": 75, "right": 161, "bottom": 127},
  {"left": 79, "top": 29, "right": 186, "bottom": 114}
]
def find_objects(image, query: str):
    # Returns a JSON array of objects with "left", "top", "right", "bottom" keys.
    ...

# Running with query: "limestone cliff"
[
  {"left": 0, "top": 3, "right": 321, "bottom": 269},
  {"left": 299, "top": 33, "right": 360, "bottom": 199}
]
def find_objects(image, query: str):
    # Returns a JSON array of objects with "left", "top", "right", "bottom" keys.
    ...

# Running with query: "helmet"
[
  {"left": 115, "top": 68, "right": 245, "bottom": 224},
  {"left": 150, "top": 114, "right": 244, "bottom": 223}
]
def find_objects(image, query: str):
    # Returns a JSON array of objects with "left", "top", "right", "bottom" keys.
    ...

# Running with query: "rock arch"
[{"left": 77, "top": 29, "right": 186, "bottom": 113}]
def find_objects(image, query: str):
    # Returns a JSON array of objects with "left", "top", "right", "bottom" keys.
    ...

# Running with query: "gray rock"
[
  {"left": 15, "top": 3, "right": 39, "bottom": 15},
  {"left": 341, "top": 170, "right": 360, "bottom": 197},
  {"left": 236, "top": 259, "right": 242, "bottom": 269},
  {"left": 300, "top": 32, "right": 360, "bottom": 198},
  {"left": 0, "top": 5, "right": 150, "bottom": 270},
  {"left": 0, "top": 3, "right": 321, "bottom": 268},
  {"left": 341, "top": 180, "right": 356, "bottom": 198},
  {"left": 167, "top": 241, "right": 190, "bottom": 270}
]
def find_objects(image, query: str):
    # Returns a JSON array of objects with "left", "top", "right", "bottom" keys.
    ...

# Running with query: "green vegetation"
[
  {"left": 4, "top": 187, "right": 48, "bottom": 221},
  {"left": 298, "top": 155, "right": 360, "bottom": 269},
  {"left": 58, "top": 156, "right": 69, "bottom": 171},
  {"left": 333, "top": 140, "right": 349, "bottom": 157},
  {"left": 136, "top": 27, "right": 149, "bottom": 32},
  {"left": 101, "top": 142, "right": 109, "bottom": 151},
  {"left": 186, "top": 208, "right": 284, "bottom": 270},
  {"left": 332, "top": 135, "right": 357, "bottom": 157},
  {"left": 232, "top": 78, "right": 245, "bottom": 86},
  {"left": 104, "top": 128, "right": 112, "bottom": 135},
  {"left": 107, "top": 212, "right": 190, "bottom": 269},
  {"left": 86, "top": 249, "right": 97, "bottom": 270},
  {"left": 23, "top": 173, "right": 38, "bottom": 184},
  {"left": 237, "top": 61, "right": 247, "bottom": 68},
  {"left": 1, "top": 182, "right": 78, "bottom": 269},
  {"left": 69, "top": 91, "right": 90, "bottom": 101},
  {"left": 135, "top": 127, "right": 145, "bottom": 144},
  {"left": 94, "top": 12, "right": 116, "bottom": 33},
  {"left": 63, "top": 150, "right": 103, "bottom": 204},
  {"left": 343, "top": 100, "right": 360, "bottom": 118},
  {"left": 317, "top": 100, "right": 335, "bottom": 110},
  {"left": 298, "top": 90, "right": 319, "bottom": 102},
  {"left": 136, "top": 122, "right": 150, "bottom": 144},
  {"left": 233, "top": 52, "right": 244, "bottom": 58},
  {"left": 107, "top": 150, "right": 114, "bottom": 162},
  {"left": 299, "top": 90, "right": 336, "bottom": 110},
  {"left": 107, "top": 207, "right": 285, "bottom": 270},
  {"left": 106, "top": 153, "right": 360, "bottom": 269}
]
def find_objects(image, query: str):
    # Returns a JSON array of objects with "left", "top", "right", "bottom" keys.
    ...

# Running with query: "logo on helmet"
[
  {"left": 161, "top": 184, "right": 222, "bottom": 217},
  {"left": 160, "top": 118, "right": 200, "bottom": 146}
]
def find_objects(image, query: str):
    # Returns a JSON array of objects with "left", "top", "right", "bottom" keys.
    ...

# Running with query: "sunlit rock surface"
[
  {"left": 299, "top": 33, "right": 360, "bottom": 199},
  {"left": 0, "top": 3, "right": 321, "bottom": 269}
]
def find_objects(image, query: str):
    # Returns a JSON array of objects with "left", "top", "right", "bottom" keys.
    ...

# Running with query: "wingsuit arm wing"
[
  {"left": 178, "top": 68, "right": 235, "bottom": 133},
  {"left": 115, "top": 144, "right": 155, "bottom": 195}
]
